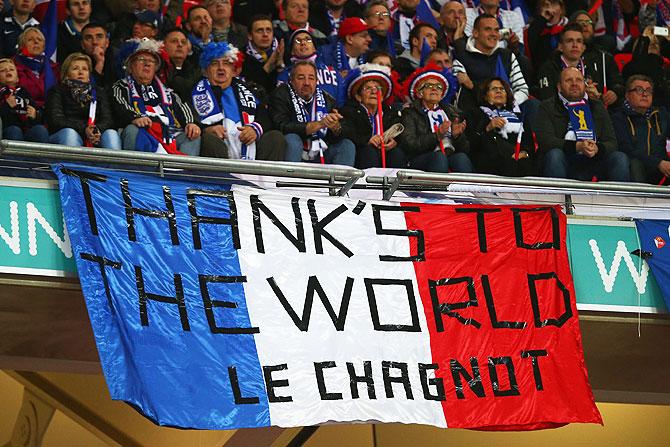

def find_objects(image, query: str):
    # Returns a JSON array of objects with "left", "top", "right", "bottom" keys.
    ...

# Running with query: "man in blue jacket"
[{"left": 612, "top": 75, "right": 670, "bottom": 184}]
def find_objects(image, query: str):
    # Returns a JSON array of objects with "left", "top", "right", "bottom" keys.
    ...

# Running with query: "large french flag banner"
[{"left": 53, "top": 164, "right": 602, "bottom": 431}]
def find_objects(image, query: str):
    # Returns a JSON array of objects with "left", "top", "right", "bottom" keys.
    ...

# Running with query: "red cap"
[{"left": 338, "top": 17, "right": 371, "bottom": 38}]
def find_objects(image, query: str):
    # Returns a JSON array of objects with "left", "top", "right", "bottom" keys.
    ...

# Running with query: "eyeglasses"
[
  {"left": 135, "top": 56, "right": 157, "bottom": 65},
  {"left": 488, "top": 86, "right": 506, "bottom": 92},
  {"left": 576, "top": 19, "right": 593, "bottom": 26},
  {"left": 421, "top": 82, "right": 444, "bottom": 91},
  {"left": 628, "top": 86, "right": 653, "bottom": 95},
  {"left": 362, "top": 85, "right": 382, "bottom": 93},
  {"left": 295, "top": 37, "right": 313, "bottom": 45},
  {"left": 370, "top": 12, "right": 391, "bottom": 18}
]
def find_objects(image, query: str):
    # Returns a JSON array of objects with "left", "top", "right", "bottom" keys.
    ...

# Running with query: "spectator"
[
  {"left": 0, "top": 0, "right": 40, "bottom": 58},
  {"left": 310, "top": 0, "right": 362, "bottom": 39},
  {"left": 535, "top": 66, "right": 629, "bottom": 181},
  {"left": 276, "top": 29, "right": 344, "bottom": 106},
  {"left": 13, "top": 27, "right": 59, "bottom": 109},
  {"left": 207, "top": 0, "right": 248, "bottom": 50},
  {"left": 273, "top": 0, "right": 328, "bottom": 49},
  {"left": 185, "top": 5, "right": 214, "bottom": 54},
  {"left": 111, "top": 38, "right": 201, "bottom": 154},
  {"left": 318, "top": 17, "right": 371, "bottom": 78},
  {"left": 45, "top": 52, "right": 121, "bottom": 148},
  {"left": 162, "top": 29, "right": 200, "bottom": 103},
  {"left": 535, "top": 23, "right": 623, "bottom": 107},
  {"left": 452, "top": 14, "right": 530, "bottom": 113},
  {"left": 465, "top": 0, "right": 526, "bottom": 51},
  {"left": 80, "top": 23, "right": 116, "bottom": 88},
  {"left": 57, "top": 0, "right": 91, "bottom": 63},
  {"left": 466, "top": 77, "right": 534, "bottom": 176},
  {"left": 612, "top": 75, "right": 670, "bottom": 184},
  {"left": 623, "top": 25, "right": 670, "bottom": 107},
  {"left": 439, "top": 1, "right": 467, "bottom": 57},
  {"left": 526, "top": 0, "right": 568, "bottom": 69},
  {"left": 399, "top": 64, "right": 473, "bottom": 173},
  {"left": 426, "top": 48, "right": 452, "bottom": 70},
  {"left": 340, "top": 63, "right": 406, "bottom": 168},
  {"left": 0, "top": 57, "right": 48, "bottom": 142},
  {"left": 111, "top": 0, "right": 170, "bottom": 46},
  {"left": 390, "top": 0, "right": 437, "bottom": 52},
  {"left": 192, "top": 42, "right": 285, "bottom": 160},
  {"left": 242, "top": 14, "right": 285, "bottom": 97},
  {"left": 269, "top": 61, "right": 355, "bottom": 165},
  {"left": 394, "top": 22, "right": 438, "bottom": 81},
  {"left": 367, "top": 1, "right": 400, "bottom": 58},
  {"left": 130, "top": 10, "right": 160, "bottom": 40}
]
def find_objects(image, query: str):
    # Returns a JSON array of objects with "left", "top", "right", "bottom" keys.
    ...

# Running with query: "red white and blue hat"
[
  {"left": 403, "top": 63, "right": 457, "bottom": 103},
  {"left": 345, "top": 63, "right": 393, "bottom": 100}
]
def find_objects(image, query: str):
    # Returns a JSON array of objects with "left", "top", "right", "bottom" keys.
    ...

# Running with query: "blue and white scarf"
[
  {"left": 480, "top": 106, "right": 522, "bottom": 139},
  {"left": 246, "top": 38, "right": 278, "bottom": 64},
  {"left": 192, "top": 78, "right": 262, "bottom": 160},
  {"left": 425, "top": 105, "right": 454, "bottom": 152},
  {"left": 288, "top": 84, "right": 329, "bottom": 160},
  {"left": 558, "top": 92, "right": 596, "bottom": 141}
]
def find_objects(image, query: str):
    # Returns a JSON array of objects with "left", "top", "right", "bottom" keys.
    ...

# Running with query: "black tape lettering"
[
  {"left": 521, "top": 350, "right": 548, "bottom": 391},
  {"left": 488, "top": 356, "right": 520, "bottom": 397},
  {"left": 122, "top": 179, "right": 179, "bottom": 245},
  {"left": 419, "top": 363, "right": 445, "bottom": 401},
  {"left": 512, "top": 207, "right": 560, "bottom": 250},
  {"left": 266, "top": 276, "right": 353, "bottom": 331},
  {"left": 382, "top": 361, "right": 413, "bottom": 399},
  {"left": 455, "top": 208, "right": 501, "bottom": 253},
  {"left": 80, "top": 252, "right": 121, "bottom": 311},
  {"left": 372, "top": 204, "right": 424, "bottom": 262},
  {"left": 481, "top": 275, "right": 526, "bottom": 329},
  {"left": 528, "top": 272, "right": 573, "bottom": 327},
  {"left": 346, "top": 361, "right": 376, "bottom": 399},
  {"left": 251, "top": 195, "right": 305, "bottom": 253},
  {"left": 228, "top": 366, "right": 260, "bottom": 404},
  {"left": 263, "top": 364, "right": 292, "bottom": 403},
  {"left": 199, "top": 275, "right": 259, "bottom": 334},
  {"left": 135, "top": 265, "right": 190, "bottom": 331},
  {"left": 450, "top": 358, "right": 485, "bottom": 399},
  {"left": 307, "top": 199, "right": 353, "bottom": 257},
  {"left": 61, "top": 169, "right": 107, "bottom": 236},
  {"left": 364, "top": 278, "right": 421, "bottom": 332},
  {"left": 352, "top": 200, "right": 366, "bottom": 215},
  {"left": 429, "top": 277, "right": 481, "bottom": 330},
  {"left": 314, "top": 361, "right": 343, "bottom": 400},
  {"left": 187, "top": 189, "right": 239, "bottom": 250}
]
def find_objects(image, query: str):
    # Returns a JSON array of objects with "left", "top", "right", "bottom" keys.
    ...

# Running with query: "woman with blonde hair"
[
  {"left": 45, "top": 52, "right": 121, "bottom": 148},
  {"left": 13, "top": 28, "right": 59, "bottom": 109}
]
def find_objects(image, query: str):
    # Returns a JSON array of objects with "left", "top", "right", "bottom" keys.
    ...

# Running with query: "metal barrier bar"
[
  {"left": 0, "top": 140, "right": 365, "bottom": 196},
  {"left": 366, "top": 171, "right": 670, "bottom": 200}
]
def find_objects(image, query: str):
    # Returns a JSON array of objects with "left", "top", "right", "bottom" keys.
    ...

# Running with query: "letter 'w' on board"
[{"left": 52, "top": 164, "right": 603, "bottom": 431}]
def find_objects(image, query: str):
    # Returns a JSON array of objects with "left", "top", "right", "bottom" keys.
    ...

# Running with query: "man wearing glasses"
[
  {"left": 112, "top": 39, "right": 201, "bottom": 155},
  {"left": 613, "top": 75, "right": 670, "bottom": 184},
  {"left": 365, "top": 0, "right": 398, "bottom": 55}
]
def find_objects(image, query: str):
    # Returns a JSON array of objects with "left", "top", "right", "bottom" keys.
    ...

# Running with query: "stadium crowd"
[{"left": 1, "top": 0, "right": 670, "bottom": 183}]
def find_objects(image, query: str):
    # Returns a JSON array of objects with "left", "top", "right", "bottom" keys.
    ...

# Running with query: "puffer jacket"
[{"left": 45, "top": 83, "right": 116, "bottom": 137}]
